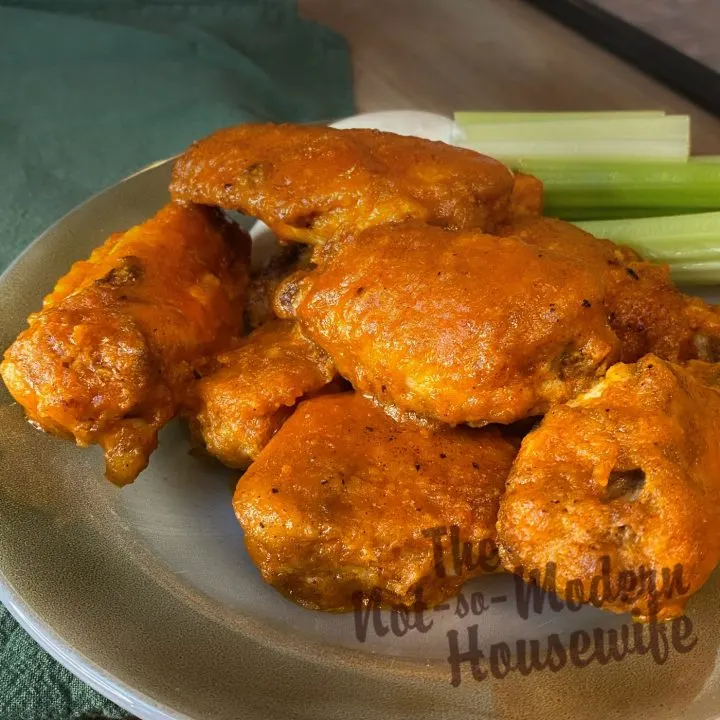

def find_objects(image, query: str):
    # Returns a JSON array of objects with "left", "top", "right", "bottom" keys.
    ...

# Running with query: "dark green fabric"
[
  {"left": 0, "top": 0, "right": 354, "bottom": 273},
  {"left": 0, "top": 611, "right": 127, "bottom": 719},
  {"left": 0, "top": 1, "right": 353, "bottom": 717}
]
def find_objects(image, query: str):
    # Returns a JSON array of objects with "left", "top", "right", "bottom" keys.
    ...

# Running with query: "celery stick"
[
  {"left": 574, "top": 213, "right": 720, "bottom": 264},
  {"left": 514, "top": 160, "right": 720, "bottom": 212},
  {"left": 691, "top": 156, "right": 720, "bottom": 163},
  {"left": 454, "top": 111, "right": 666, "bottom": 125},
  {"left": 458, "top": 117, "right": 687, "bottom": 142},
  {"left": 669, "top": 261, "right": 720, "bottom": 285},
  {"left": 454, "top": 116, "right": 690, "bottom": 161},
  {"left": 573, "top": 213, "right": 720, "bottom": 285},
  {"left": 560, "top": 207, "right": 717, "bottom": 221}
]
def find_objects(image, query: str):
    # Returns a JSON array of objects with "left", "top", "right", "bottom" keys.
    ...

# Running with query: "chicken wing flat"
[
  {"left": 170, "top": 123, "right": 515, "bottom": 244},
  {"left": 1, "top": 204, "right": 250, "bottom": 484},
  {"left": 233, "top": 392, "right": 516, "bottom": 611},
  {"left": 274, "top": 221, "right": 619, "bottom": 426},
  {"left": 504, "top": 217, "right": 720, "bottom": 362},
  {"left": 497, "top": 354, "right": 720, "bottom": 620},
  {"left": 189, "top": 319, "right": 336, "bottom": 469}
]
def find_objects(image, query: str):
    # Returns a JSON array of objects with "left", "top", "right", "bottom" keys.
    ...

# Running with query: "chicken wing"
[
  {"left": 508, "top": 172, "right": 544, "bottom": 222},
  {"left": 233, "top": 392, "right": 516, "bottom": 611},
  {"left": 503, "top": 217, "right": 720, "bottom": 363},
  {"left": 274, "top": 221, "right": 619, "bottom": 426},
  {"left": 497, "top": 354, "right": 720, "bottom": 620},
  {"left": 170, "top": 123, "right": 515, "bottom": 244},
  {"left": 1, "top": 204, "right": 250, "bottom": 484},
  {"left": 189, "top": 319, "right": 336, "bottom": 468},
  {"left": 245, "top": 244, "right": 311, "bottom": 330}
]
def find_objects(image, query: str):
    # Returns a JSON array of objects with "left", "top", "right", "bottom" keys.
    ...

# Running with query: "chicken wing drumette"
[
  {"left": 497, "top": 354, "right": 720, "bottom": 620},
  {"left": 234, "top": 392, "right": 516, "bottom": 611},
  {"left": 189, "top": 319, "right": 336, "bottom": 469},
  {"left": 1, "top": 204, "right": 250, "bottom": 484},
  {"left": 274, "top": 222, "right": 619, "bottom": 426},
  {"left": 504, "top": 217, "right": 720, "bottom": 363},
  {"left": 170, "top": 123, "right": 515, "bottom": 244}
]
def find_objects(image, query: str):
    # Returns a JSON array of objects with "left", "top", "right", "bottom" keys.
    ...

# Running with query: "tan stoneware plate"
[{"left": 1, "top": 112, "right": 720, "bottom": 720}]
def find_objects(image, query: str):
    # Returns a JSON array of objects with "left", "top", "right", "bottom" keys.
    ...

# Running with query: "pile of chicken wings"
[{"left": 5, "top": 123, "right": 720, "bottom": 621}]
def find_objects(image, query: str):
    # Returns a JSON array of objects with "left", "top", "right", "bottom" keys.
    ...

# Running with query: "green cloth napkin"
[{"left": 0, "top": 1, "right": 353, "bottom": 717}]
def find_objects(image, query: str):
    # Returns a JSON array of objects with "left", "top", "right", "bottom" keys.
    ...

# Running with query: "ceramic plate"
[{"left": 1, "top": 112, "right": 720, "bottom": 720}]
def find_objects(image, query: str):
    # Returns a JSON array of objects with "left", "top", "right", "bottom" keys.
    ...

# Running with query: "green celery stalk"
[
  {"left": 573, "top": 213, "right": 720, "bottom": 285},
  {"left": 454, "top": 110, "right": 666, "bottom": 125},
  {"left": 667, "top": 261, "right": 720, "bottom": 285},
  {"left": 559, "top": 207, "right": 719, "bottom": 221},
  {"left": 512, "top": 160, "right": 720, "bottom": 213},
  {"left": 574, "top": 212, "right": 720, "bottom": 263},
  {"left": 454, "top": 116, "right": 690, "bottom": 161}
]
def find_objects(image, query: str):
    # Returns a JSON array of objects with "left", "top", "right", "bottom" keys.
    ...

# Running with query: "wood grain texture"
[
  {"left": 299, "top": 0, "right": 720, "bottom": 153},
  {"left": 592, "top": 0, "right": 720, "bottom": 73}
]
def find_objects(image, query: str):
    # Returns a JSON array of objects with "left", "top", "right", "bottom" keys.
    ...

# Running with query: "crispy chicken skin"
[
  {"left": 275, "top": 222, "right": 620, "bottom": 426},
  {"left": 497, "top": 354, "right": 720, "bottom": 620},
  {"left": 1, "top": 204, "right": 250, "bottom": 484},
  {"left": 170, "top": 123, "right": 515, "bottom": 244},
  {"left": 189, "top": 319, "right": 336, "bottom": 469},
  {"left": 504, "top": 217, "right": 720, "bottom": 362},
  {"left": 245, "top": 244, "right": 312, "bottom": 330},
  {"left": 685, "top": 358, "right": 720, "bottom": 387},
  {"left": 233, "top": 393, "right": 516, "bottom": 611}
]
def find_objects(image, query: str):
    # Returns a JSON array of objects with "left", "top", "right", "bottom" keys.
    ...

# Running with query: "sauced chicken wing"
[
  {"left": 685, "top": 358, "right": 720, "bottom": 387},
  {"left": 189, "top": 320, "right": 336, "bottom": 469},
  {"left": 274, "top": 222, "right": 619, "bottom": 426},
  {"left": 1, "top": 204, "right": 250, "bottom": 484},
  {"left": 497, "top": 355, "right": 720, "bottom": 620},
  {"left": 508, "top": 172, "right": 544, "bottom": 222},
  {"left": 245, "top": 244, "right": 312, "bottom": 330},
  {"left": 504, "top": 217, "right": 720, "bottom": 362},
  {"left": 233, "top": 393, "right": 516, "bottom": 611},
  {"left": 170, "top": 123, "right": 514, "bottom": 244}
]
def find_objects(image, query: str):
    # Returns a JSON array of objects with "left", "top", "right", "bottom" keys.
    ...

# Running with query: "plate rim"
[{"left": 0, "top": 154, "right": 189, "bottom": 720}]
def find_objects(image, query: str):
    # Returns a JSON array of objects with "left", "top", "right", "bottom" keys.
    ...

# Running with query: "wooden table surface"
[{"left": 300, "top": 0, "right": 720, "bottom": 153}]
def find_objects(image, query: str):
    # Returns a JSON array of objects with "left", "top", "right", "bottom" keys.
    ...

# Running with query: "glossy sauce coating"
[
  {"left": 234, "top": 393, "right": 516, "bottom": 611},
  {"left": 497, "top": 355, "right": 720, "bottom": 620},
  {"left": 189, "top": 320, "right": 336, "bottom": 468},
  {"left": 504, "top": 217, "right": 720, "bottom": 362},
  {"left": 1, "top": 204, "right": 249, "bottom": 484},
  {"left": 275, "top": 222, "right": 620, "bottom": 426},
  {"left": 508, "top": 172, "right": 544, "bottom": 222},
  {"left": 245, "top": 244, "right": 311, "bottom": 330},
  {"left": 170, "top": 123, "right": 514, "bottom": 244}
]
